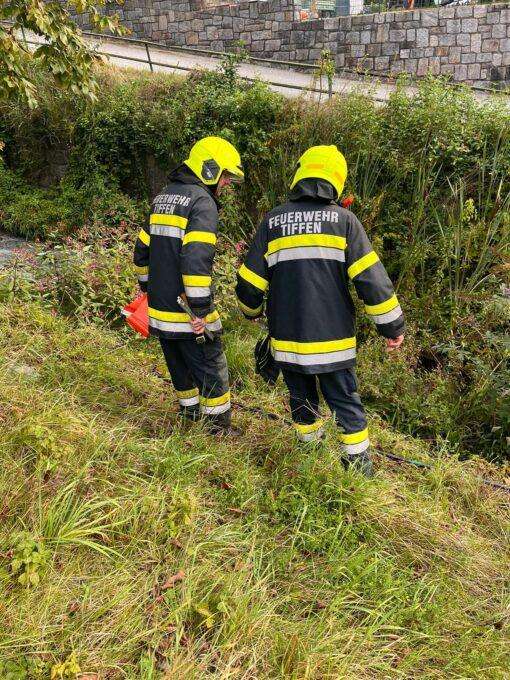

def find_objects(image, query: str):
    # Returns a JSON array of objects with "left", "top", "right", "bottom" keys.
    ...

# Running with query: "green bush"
[{"left": 0, "top": 161, "right": 145, "bottom": 241}]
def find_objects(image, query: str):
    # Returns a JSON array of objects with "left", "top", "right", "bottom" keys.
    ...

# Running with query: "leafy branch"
[{"left": 0, "top": 0, "right": 127, "bottom": 107}]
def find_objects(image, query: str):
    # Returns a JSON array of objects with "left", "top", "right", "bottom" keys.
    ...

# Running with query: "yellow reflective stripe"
[
  {"left": 266, "top": 234, "right": 346, "bottom": 256},
  {"left": 182, "top": 274, "right": 212, "bottom": 287},
  {"left": 134, "top": 265, "right": 148, "bottom": 275},
  {"left": 348, "top": 251, "right": 379, "bottom": 279},
  {"left": 150, "top": 214, "right": 188, "bottom": 229},
  {"left": 148, "top": 307, "right": 220, "bottom": 323},
  {"left": 176, "top": 388, "right": 199, "bottom": 399},
  {"left": 238, "top": 264, "right": 268, "bottom": 292},
  {"left": 365, "top": 294, "right": 399, "bottom": 316},
  {"left": 238, "top": 300, "right": 263, "bottom": 317},
  {"left": 341, "top": 428, "right": 369, "bottom": 445},
  {"left": 295, "top": 419, "right": 324, "bottom": 435},
  {"left": 138, "top": 229, "right": 150, "bottom": 246},
  {"left": 182, "top": 231, "right": 217, "bottom": 246},
  {"left": 271, "top": 337, "right": 356, "bottom": 355},
  {"left": 200, "top": 391, "right": 231, "bottom": 407}
]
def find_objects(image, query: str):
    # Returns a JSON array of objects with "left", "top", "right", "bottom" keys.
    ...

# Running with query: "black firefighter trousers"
[
  {"left": 160, "top": 337, "right": 231, "bottom": 428},
  {"left": 281, "top": 367, "right": 370, "bottom": 455}
]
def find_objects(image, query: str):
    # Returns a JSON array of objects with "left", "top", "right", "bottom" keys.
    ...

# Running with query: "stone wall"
[{"left": 74, "top": 1, "right": 510, "bottom": 87}]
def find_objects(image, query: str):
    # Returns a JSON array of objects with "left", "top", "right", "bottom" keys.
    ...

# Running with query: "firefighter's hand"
[
  {"left": 386, "top": 335, "right": 404, "bottom": 352},
  {"left": 191, "top": 317, "right": 206, "bottom": 334}
]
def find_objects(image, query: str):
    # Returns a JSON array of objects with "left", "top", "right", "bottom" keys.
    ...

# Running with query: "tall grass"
[{"left": 0, "top": 300, "right": 508, "bottom": 677}]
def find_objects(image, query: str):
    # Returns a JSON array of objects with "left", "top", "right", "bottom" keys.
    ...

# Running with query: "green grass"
[{"left": 0, "top": 300, "right": 509, "bottom": 679}]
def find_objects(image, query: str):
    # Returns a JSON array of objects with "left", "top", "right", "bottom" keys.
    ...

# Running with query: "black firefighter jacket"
[
  {"left": 235, "top": 179, "right": 405, "bottom": 374},
  {"left": 133, "top": 166, "right": 222, "bottom": 339}
]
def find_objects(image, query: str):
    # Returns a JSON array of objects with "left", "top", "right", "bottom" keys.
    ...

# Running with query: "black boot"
[
  {"left": 342, "top": 448, "right": 374, "bottom": 478},
  {"left": 206, "top": 410, "right": 242, "bottom": 437},
  {"left": 179, "top": 405, "right": 200, "bottom": 422}
]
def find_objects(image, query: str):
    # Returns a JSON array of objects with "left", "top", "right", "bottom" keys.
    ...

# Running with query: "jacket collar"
[
  {"left": 288, "top": 178, "right": 338, "bottom": 203},
  {"left": 168, "top": 164, "right": 219, "bottom": 206}
]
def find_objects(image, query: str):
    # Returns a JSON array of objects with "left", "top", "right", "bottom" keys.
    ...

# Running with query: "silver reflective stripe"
[
  {"left": 184, "top": 286, "right": 211, "bottom": 298},
  {"left": 273, "top": 348, "right": 356, "bottom": 366},
  {"left": 372, "top": 305, "right": 403, "bottom": 325},
  {"left": 201, "top": 401, "right": 231, "bottom": 415},
  {"left": 266, "top": 246, "right": 345, "bottom": 268},
  {"left": 179, "top": 396, "right": 200, "bottom": 407},
  {"left": 150, "top": 225, "right": 184, "bottom": 239},
  {"left": 297, "top": 426, "right": 325, "bottom": 443},
  {"left": 342, "top": 439, "right": 370, "bottom": 455},
  {"left": 149, "top": 318, "right": 223, "bottom": 333},
  {"left": 138, "top": 274, "right": 148, "bottom": 282}
]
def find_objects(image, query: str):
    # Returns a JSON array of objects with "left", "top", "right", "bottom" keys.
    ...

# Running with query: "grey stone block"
[
  {"left": 382, "top": 42, "right": 399, "bottom": 56},
  {"left": 473, "top": 5, "right": 488, "bottom": 19},
  {"left": 421, "top": 11, "right": 438, "bottom": 28},
  {"left": 389, "top": 29, "right": 406, "bottom": 42},
  {"left": 471, "top": 33, "right": 482, "bottom": 52},
  {"left": 416, "top": 28, "right": 429, "bottom": 47},
  {"left": 429, "top": 56, "right": 441, "bottom": 75},
  {"left": 449, "top": 46, "right": 461, "bottom": 64},
  {"left": 265, "top": 39, "right": 280, "bottom": 51},
  {"left": 446, "top": 19, "right": 461, "bottom": 33},
  {"left": 375, "top": 25, "right": 389, "bottom": 42},
  {"left": 346, "top": 31, "right": 361, "bottom": 44},
  {"left": 417, "top": 58, "right": 429, "bottom": 76},
  {"left": 351, "top": 44, "right": 365, "bottom": 57},
  {"left": 455, "top": 6, "right": 473, "bottom": 18},
  {"left": 476, "top": 52, "right": 494, "bottom": 63},
  {"left": 461, "top": 18, "right": 478, "bottom": 34},
  {"left": 492, "top": 23, "right": 507, "bottom": 39},
  {"left": 365, "top": 42, "right": 380, "bottom": 56},
  {"left": 374, "top": 56, "right": 390, "bottom": 70},
  {"left": 439, "top": 34, "right": 455, "bottom": 47},
  {"left": 453, "top": 64, "right": 468, "bottom": 80},
  {"left": 482, "top": 38, "right": 500, "bottom": 52},
  {"left": 461, "top": 52, "right": 476, "bottom": 64}
]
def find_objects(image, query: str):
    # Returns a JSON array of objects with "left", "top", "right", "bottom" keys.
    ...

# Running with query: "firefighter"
[
  {"left": 134, "top": 136, "right": 244, "bottom": 432},
  {"left": 235, "top": 145, "right": 405, "bottom": 476}
]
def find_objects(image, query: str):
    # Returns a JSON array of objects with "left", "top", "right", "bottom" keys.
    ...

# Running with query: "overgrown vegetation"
[
  {"left": 0, "top": 300, "right": 508, "bottom": 678},
  {"left": 0, "top": 60, "right": 509, "bottom": 677},
  {"left": 1, "top": 64, "right": 508, "bottom": 460}
]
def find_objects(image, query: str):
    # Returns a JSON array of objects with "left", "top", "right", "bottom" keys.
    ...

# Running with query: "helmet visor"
[{"left": 223, "top": 166, "right": 245, "bottom": 184}]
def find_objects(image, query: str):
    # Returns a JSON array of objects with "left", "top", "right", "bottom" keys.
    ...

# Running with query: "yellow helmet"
[
  {"left": 184, "top": 136, "right": 244, "bottom": 186},
  {"left": 291, "top": 145, "right": 347, "bottom": 199}
]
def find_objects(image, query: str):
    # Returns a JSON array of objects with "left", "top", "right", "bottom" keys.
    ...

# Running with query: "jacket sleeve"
[
  {"left": 180, "top": 194, "right": 219, "bottom": 318},
  {"left": 133, "top": 220, "right": 151, "bottom": 292},
  {"left": 346, "top": 213, "right": 405, "bottom": 339},
  {"left": 235, "top": 219, "right": 269, "bottom": 319}
]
